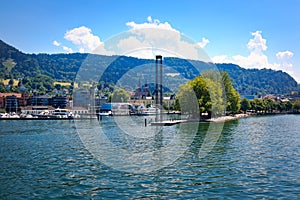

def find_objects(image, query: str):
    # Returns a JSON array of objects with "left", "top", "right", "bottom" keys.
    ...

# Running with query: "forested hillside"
[
  {"left": 0, "top": 39, "right": 298, "bottom": 95},
  {"left": 217, "top": 64, "right": 297, "bottom": 95}
]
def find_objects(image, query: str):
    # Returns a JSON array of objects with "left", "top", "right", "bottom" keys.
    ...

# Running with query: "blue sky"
[{"left": 0, "top": 0, "right": 299, "bottom": 82}]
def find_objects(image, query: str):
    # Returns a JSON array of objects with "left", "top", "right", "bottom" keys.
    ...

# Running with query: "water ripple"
[{"left": 1, "top": 115, "right": 300, "bottom": 199}]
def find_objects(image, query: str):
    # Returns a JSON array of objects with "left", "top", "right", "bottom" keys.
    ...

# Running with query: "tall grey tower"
[{"left": 155, "top": 55, "right": 163, "bottom": 121}]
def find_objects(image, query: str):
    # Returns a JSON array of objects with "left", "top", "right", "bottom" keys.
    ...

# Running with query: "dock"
[{"left": 151, "top": 120, "right": 187, "bottom": 126}]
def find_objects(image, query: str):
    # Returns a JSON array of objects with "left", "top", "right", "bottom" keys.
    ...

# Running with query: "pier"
[{"left": 151, "top": 119, "right": 187, "bottom": 126}]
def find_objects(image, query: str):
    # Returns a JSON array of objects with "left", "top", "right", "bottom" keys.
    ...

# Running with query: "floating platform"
[
  {"left": 151, "top": 120, "right": 187, "bottom": 126},
  {"left": 0, "top": 117, "right": 74, "bottom": 121}
]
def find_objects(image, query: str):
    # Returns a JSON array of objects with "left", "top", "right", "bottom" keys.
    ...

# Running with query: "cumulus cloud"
[
  {"left": 210, "top": 55, "right": 232, "bottom": 63},
  {"left": 247, "top": 31, "right": 267, "bottom": 52},
  {"left": 211, "top": 31, "right": 298, "bottom": 81},
  {"left": 115, "top": 16, "right": 210, "bottom": 60},
  {"left": 64, "top": 26, "right": 102, "bottom": 52},
  {"left": 126, "top": 16, "right": 176, "bottom": 31},
  {"left": 275, "top": 50, "right": 294, "bottom": 77},
  {"left": 198, "top": 37, "right": 210, "bottom": 48},
  {"left": 276, "top": 50, "right": 294, "bottom": 59},
  {"left": 233, "top": 31, "right": 271, "bottom": 69},
  {"left": 212, "top": 31, "right": 281, "bottom": 69},
  {"left": 55, "top": 17, "right": 209, "bottom": 60},
  {"left": 52, "top": 40, "right": 61, "bottom": 46},
  {"left": 62, "top": 46, "right": 73, "bottom": 53}
]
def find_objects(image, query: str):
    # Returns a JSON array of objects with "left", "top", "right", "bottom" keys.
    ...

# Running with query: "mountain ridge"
[{"left": 0, "top": 39, "right": 298, "bottom": 95}]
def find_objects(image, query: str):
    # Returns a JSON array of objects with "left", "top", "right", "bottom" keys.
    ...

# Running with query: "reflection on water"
[
  {"left": 76, "top": 116, "right": 200, "bottom": 173},
  {"left": 0, "top": 115, "right": 300, "bottom": 199}
]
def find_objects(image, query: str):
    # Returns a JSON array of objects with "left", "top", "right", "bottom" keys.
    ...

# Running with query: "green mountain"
[
  {"left": 0, "top": 40, "right": 40, "bottom": 79},
  {"left": 0, "top": 39, "right": 298, "bottom": 95},
  {"left": 216, "top": 63, "right": 297, "bottom": 95}
]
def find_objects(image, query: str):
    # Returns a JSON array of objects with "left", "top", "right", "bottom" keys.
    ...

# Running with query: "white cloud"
[
  {"left": 232, "top": 31, "right": 270, "bottom": 69},
  {"left": 116, "top": 16, "right": 210, "bottom": 60},
  {"left": 126, "top": 18, "right": 176, "bottom": 32},
  {"left": 276, "top": 50, "right": 294, "bottom": 59},
  {"left": 211, "top": 31, "right": 298, "bottom": 82},
  {"left": 55, "top": 17, "right": 209, "bottom": 60},
  {"left": 64, "top": 26, "right": 102, "bottom": 52},
  {"left": 62, "top": 46, "right": 73, "bottom": 53},
  {"left": 198, "top": 37, "right": 210, "bottom": 48},
  {"left": 275, "top": 50, "right": 295, "bottom": 80},
  {"left": 212, "top": 31, "right": 276, "bottom": 69},
  {"left": 210, "top": 55, "right": 232, "bottom": 63},
  {"left": 79, "top": 47, "right": 85, "bottom": 53},
  {"left": 53, "top": 40, "right": 61, "bottom": 47},
  {"left": 247, "top": 30, "right": 267, "bottom": 52}
]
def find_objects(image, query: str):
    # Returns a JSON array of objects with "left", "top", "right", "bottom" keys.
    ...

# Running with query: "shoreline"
[
  {"left": 204, "top": 112, "right": 300, "bottom": 123},
  {"left": 0, "top": 112, "right": 298, "bottom": 122},
  {"left": 204, "top": 113, "right": 250, "bottom": 123}
]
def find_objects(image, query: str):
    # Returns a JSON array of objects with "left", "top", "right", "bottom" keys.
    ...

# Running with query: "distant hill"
[
  {"left": 0, "top": 39, "right": 298, "bottom": 95},
  {"left": 0, "top": 40, "right": 40, "bottom": 79},
  {"left": 216, "top": 63, "right": 297, "bottom": 95}
]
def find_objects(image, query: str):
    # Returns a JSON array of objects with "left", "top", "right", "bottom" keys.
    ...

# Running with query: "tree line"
[
  {"left": 174, "top": 71, "right": 300, "bottom": 119},
  {"left": 241, "top": 98, "right": 300, "bottom": 114},
  {"left": 174, "top": 71, "right": 240, "bottom": 119}
]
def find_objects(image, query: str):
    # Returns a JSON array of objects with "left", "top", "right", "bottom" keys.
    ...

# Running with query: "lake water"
[{"left": 1, "top": 115, "right": 299, "bottom": 199}]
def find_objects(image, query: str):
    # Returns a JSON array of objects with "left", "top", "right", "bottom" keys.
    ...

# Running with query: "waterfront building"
[
  {"left": 5, "top": 95, "right": 19, "bottom": 113},
  {"left": 51, "top": 95, "right": 68, "bottom": 108},
  {"left": 73, "top": 89, "right": 90, "bottom": 108},
  {"left": 0, "top": 93, "right": 22, "bottom": 108},
  {"left": 30, "top": 95, "right": 51, "bottom": 106}
]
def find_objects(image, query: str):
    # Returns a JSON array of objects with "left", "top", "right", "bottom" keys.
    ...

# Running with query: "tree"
[
  {"left": 221, "top": 72, "right": 240, "bottom": 114},
  {"left": 175, "top": 83, "right": 199, "bottom": 117},
  {"left": 293, "top": 101, "right": 300, "bottom": 113},
  {"left": 189, "top": 76, "right": 211, "bottom": 116},
  {"left": 251, "top": 98, "right": 266, "bottom": 113},
  {"left": 23, "top": 75, "right": 54, "bottom": 95},
  {"left": 176, "top": 70, "right": 233, "bottom": 119},
  {"left": 0, "top": 81, "right": 7, "bottom": 92},
  {"left": 285, "top": 101, "right": 293, "bottom": 112},
  {"left": 240, "top": 98, "right": 251, "bottom": 113},
  {"left": 264, "top": 98, "right": 276, "bottom": 113},
  {"left": 110, "top": 88, "right": 130, "bottom": 103}
]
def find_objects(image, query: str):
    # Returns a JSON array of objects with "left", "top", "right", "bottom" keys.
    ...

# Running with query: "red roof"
[{"left": 0, "top": 93, "right": 22, "bottom": 98}]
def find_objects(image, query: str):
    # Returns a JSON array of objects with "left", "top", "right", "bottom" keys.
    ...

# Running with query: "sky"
[{"left": 0, "top": 0, "right": 299, "bottom": 82}]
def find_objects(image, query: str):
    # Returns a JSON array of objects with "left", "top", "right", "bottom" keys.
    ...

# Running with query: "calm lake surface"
[{"left": 1, "top": 115, "right": 299, "bottom": 199}]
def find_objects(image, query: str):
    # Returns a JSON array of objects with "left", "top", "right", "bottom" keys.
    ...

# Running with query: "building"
[
  {"left": 5, "top": 95, "right": 19, "bottom": 113},
  {"left": 73, "top": 89, "right": 91, "bottom": 108},
  {"left": 0, "top": 93, "right": 21, "bottom": 108},
  {"left": 21, "top": 106, "right": 55, "bottom": 115},
  {"left": 0, "top": 93, "right": 24, "bottom": 112},
  {"left": 29, "top": 95, "right": 68, "bottom": 108},
  {"left": 69, "top": 107, "right": 89, "bottom": 116},
  {"left": 51, "top": 95, "right": 68, "bottom": 108},
  {"left": 30, "top": 95, "right": 51, "bottom": 106},
  {"left": 99, "top": 103, "right": 133, "bottom": 116},
  {"left": 132, "top": 83, "right": 151, "bottom": 100},
  {"left": 94, "top": 96, "right": 108, "bottom": 112}
]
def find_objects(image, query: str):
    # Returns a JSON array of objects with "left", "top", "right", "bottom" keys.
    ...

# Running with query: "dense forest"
[{"left": 0, "top": 39, "right": 298, "bottom": 95}]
